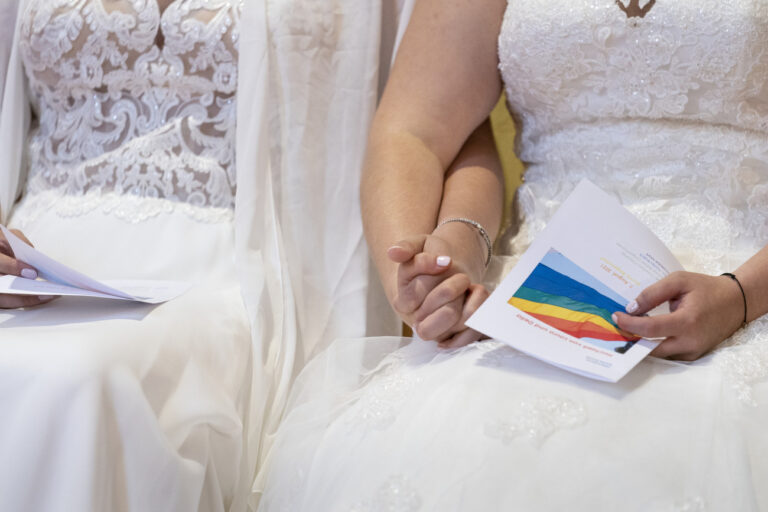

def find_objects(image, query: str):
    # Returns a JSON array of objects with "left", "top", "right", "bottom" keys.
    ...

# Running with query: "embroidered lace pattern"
[
  {"left": 497, "top": 0, "right": 768, "bottom": 401},
  {"left": 484, "top": 396, "right": 587, "bottom": 446},
  {"left": 348, "top": 475, "right": 423, "bottom": 512},
  {"left": 474, "top": 341, "right": 520, "bottom": 368},
  {"left": 344, "top": 349, "right": 421, "bottom": 431},
  {"left": 15, "top": 0, "right": 242, "bottom": 223}
]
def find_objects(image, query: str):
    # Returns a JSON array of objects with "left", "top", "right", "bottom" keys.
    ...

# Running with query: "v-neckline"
[
  {"left": 615, "top": 0, "right": 657, "bottom": 19},
  {"left": 154, "top": 0, "right": 178, "bottom": 50},
  {"left": 157, "top": 0, "right": 176, "bottom": 18}
]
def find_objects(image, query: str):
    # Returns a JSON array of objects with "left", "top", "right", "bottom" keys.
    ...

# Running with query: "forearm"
[
  {"left": 361, "top": 0, "right": 506, "bottom": 303},
  {"left": 432, "top": 120, "right": 504, "bottom": 282},
  {"left": 361, "top": 128, "right": 449, "bottom": 302},
  {"left": 733, "top": 245, "right": 768, "bottom": 323},
  {"left": 361, "top": 120, "right": 504, "bottom": 301}
]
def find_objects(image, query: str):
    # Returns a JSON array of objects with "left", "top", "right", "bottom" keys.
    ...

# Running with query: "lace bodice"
[
  {"left": 498, "top": 0, "right": 768, "bottom": 402},
  {"left": 15, "top": 0, "right": 242, "bottom": 223},
  {"left": 499, "top": 0, "right": 768, "bottom": 266}
]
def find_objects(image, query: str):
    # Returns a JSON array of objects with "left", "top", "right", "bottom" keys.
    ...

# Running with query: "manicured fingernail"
[
  {"left": 21, "top": 268, "right": 37, "bottom": 279},
  {"left": 626, "top": 300, "right": 639, "bottom": 314},
  {"left": 38, "top": 295, "right": 54, "bottom": 301},
  {"left": 612, "top": 313, "right": 619, "bottom": 324},
  {"left": 388, "top": 245, "right": 402, "bottom": 252},
  {"left": 436, "top": 256, "right": 451, "bottom": 267}
]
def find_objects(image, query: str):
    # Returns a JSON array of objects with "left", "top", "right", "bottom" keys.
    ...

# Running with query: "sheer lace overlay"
[
  {"left": 16, "top": 0, "right": 242, "bottom": 223},
  {"left": 498, "top": 0, "right": 768, "bottom": 401}
]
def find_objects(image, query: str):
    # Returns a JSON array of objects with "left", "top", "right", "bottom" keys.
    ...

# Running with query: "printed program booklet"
[
  {"left": 0, "top": 225, "right": 190, "bottom": 304},
  {"left": 466, "top": 179, "right": 683, "bottom": 382}
]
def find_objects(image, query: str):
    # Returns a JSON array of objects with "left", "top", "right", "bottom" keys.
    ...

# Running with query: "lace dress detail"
[
  {"left": 484, "top": 396, "right": 587, "bottom": 446},
  {"left": 498, "top": 0, "right": 768, "bottom": 401},
  {"left": 348, "top": 476, "right": 423, "bottom": 512},
  {"left": 15, "top": 0, "right": 242, "bottom": 224}
]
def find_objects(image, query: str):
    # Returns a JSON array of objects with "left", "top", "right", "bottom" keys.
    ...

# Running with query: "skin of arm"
[
  {"left": 392, "top": 121, "right": 504, "bottom": 346},
  {"left": 361, "top": 0, "right": 508, "bottom": 334}
]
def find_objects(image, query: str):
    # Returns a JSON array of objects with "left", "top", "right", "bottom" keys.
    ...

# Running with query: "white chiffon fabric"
[
  {"left": 0, "top": 1, "right": 397, "bottom": 511},
  {"left": 257, "top": 1, "right": 768, "bottom": 510}
]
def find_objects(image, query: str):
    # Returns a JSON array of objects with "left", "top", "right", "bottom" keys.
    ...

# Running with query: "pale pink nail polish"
[
  {"left": 21, "top": 268, "right": 37, "bottom": 280},
  {"left": 626, "top": 300, "right": 639, "bottom": 314},
  {"left": 612, "top": 313, "right": 619, "bottom": 324},
  {"left": 436, "top": 256, "right": 451, "bottom": 267}
]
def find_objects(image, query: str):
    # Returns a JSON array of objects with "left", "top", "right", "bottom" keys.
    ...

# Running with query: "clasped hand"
[
  {"left": 388, "top": 233, "right": 489, "bottom": 348},
  {"left": 0, "top": 228, "right": 53, "bottom": 308}
]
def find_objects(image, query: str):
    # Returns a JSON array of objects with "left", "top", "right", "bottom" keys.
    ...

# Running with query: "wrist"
[
  {"left": 721, "top": 272, "right": 748, "bottom": 328},
  {"left": 430, "top": 222, "right": 487, "bottom": 281}
]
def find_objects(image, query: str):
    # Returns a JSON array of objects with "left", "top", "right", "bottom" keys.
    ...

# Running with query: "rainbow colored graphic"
[{"left": 509, "top": 249, "right": 639, "bottom": 351}]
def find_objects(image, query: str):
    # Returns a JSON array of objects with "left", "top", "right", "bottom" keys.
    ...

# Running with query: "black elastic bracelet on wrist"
[{"left": 721, "top": 272, "right": 748, "bottom": 328}]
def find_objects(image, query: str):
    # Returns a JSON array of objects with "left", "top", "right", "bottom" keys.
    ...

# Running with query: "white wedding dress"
[
  {"left": 0, "top": 1, "right": 405, "bottom": 509},
  {"left": 256, "top": 1, "right": 768, "bottom": 510},
  {"left": 0, "top": 2, "right": 254, "bottom": 510}
]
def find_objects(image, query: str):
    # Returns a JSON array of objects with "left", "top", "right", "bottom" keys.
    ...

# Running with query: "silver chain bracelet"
[{"left": 435, "top": 217, "right": 493, "bottom": 267}]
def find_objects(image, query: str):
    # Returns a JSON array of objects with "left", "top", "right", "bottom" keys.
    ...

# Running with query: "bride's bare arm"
[
  {"left": 361, "top": 0, "right": 507, "bottom": 306},
  {"left": 390, "top": 121, "right": 504, "bottom": 345}
]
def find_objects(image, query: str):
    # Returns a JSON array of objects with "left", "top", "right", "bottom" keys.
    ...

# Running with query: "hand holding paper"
[
  {"left": 0, "top": 225, "right": 190, "bottom": 304},
  {"left": 612, "top": 270, "right": 746, "bottom": 361},
  {"left": 466, "top": 180, "right": 684, "bottom": 382}
]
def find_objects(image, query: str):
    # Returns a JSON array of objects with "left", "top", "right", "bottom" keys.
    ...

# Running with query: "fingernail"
[
  {"left": 626, "top": 300, "right": 639, "bottom": 314},
  {"left": 612, "top": 313, "right": 619, "bottom": 324},
  {"left": 436, "top": 256, "right": 451, "bottom": 267},
  {"left": 21, "top": 268, "right": 37, "bottom": 279},
  {"left": 388, "top": 245, "right": 402, "bottom": 252},
  {"left": 38, "top": 295, "right": 55, "bottom": 301}
]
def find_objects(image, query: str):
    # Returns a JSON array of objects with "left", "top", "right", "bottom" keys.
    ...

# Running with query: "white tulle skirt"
[
  {"left": 256, "top": 335, "right": 768, "bottom": 511},
  {"left": 0, "top": 200, "right": 252, "bottom": 512}
]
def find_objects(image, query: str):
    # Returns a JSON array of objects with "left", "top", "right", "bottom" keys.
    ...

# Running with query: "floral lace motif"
[
  {"left": 474, "top": 341, "right": 520, "bottom": 368},
  {"left": 16, "top": 0, "right": 242, "bottom": 223},
  {"left": 344, "top": 350, "right": 420, "bottom": 431},
  {"left": 712, "top": 317, "right": 768, "bottom": 407},
  {"left": 498, "top": 0, "right": 768, "bottom": 400},
  {"left": 484, "top": 396, "right": 587, "bottom": 446},
  {"left": 348, "top": 475, "right": 422, "bottom": 512}
]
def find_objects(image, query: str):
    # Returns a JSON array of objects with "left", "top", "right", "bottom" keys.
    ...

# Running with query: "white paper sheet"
[
  {"left": 466, "top": 180, "right": 684, "bottom": 382},
  {"left": 0, "top": 226, "right": 190, "bottom": 304}
]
